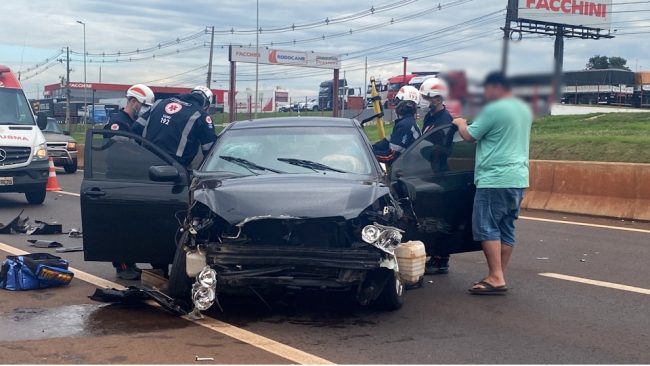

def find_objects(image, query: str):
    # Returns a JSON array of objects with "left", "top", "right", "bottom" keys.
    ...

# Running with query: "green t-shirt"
[{"left": 467, "top": 97, "right": 533, "bottom": 188}]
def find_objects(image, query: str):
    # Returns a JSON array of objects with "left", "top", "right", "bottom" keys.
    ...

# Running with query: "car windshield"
[
  {"left": 203, "top": 126, "right": 373, "bottom": 176},
  {"left": 0, "top": 88, "right": 36, "bottom": 125},
  {"left": 44, "top": 119, "right": 64, "bottom": 134},
  {"left": 319, "top": 86, "right": 330, "bottom": 93},
  {"left": 387, "top": 83, "right": 402, "bottom": 92}
]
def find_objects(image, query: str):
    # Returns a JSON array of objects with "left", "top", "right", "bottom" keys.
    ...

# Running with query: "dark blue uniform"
[
  {"left": 105, "top": 109, "right": 135, "bottom": 132},
  {"left": 134, "top": 94, "right": 216, "bottom": 167},
  {"left": 422, "top": 105, "right": 453, "bottom": 133},
  {"left": 373, "top": 114, "right": 421, "bottom": 164}
]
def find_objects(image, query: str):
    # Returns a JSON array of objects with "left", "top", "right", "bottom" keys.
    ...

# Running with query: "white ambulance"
[{"left": 0, "top": 65, "right": 50, "bottom": 204}]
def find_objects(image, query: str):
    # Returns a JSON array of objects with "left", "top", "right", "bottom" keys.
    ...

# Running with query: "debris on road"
[
  {"left": 0, "top": 253, "right": 74, "bottom": 290},
  {"left": 536, "top": 257, "right": 549, "bottom": 260},
  {"left": 27, "top": 239, "right": 63, "bottom": 248},
  {"left": 580, "top": 259, "right": 587, "bottom": 262},
  {"left": 55, "top": 246, "right": 84, "bottom": 253},
  {"left": 89, "top": 287, "right": 188, "bottom": 316},
  {"left": 26, "top": 220, "right": 63, "bottom": 235},
  {"left": 195, "top": 357, "right": 215, "bottom": 362},
  {"left": 0, "top": 210, "right": 28, "bottom": 234},
  {"left": 68, "top": 229, "right": 83, "bottom": 238}
]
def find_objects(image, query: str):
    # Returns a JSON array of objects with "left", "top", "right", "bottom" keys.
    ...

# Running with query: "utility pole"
[
  {"left": 65, "top": 46, "right": 71, "bottom": 127},
  {"left": 254, "top": 0, "right": 260, "bottom": 119},
  {"left": 402, "top": 57, "right": 408, "bottom": 84},
  {"left": 76, "top": 20, "right": 87, "bottom": 125},
  {"left": 553, "top": 25, "right": 565, "bottom": 103},
  {"left": 501, "top": 0, "right": 518, "bottom": 73},
  {"left": 99, "top": 66, "right": 102, "bottom": 83},
  {"left": 363, "top": 56, "right": 368, "bottom": 110},
  {"left": 207, "top": 26, "right": 215, "bottom": 88}
]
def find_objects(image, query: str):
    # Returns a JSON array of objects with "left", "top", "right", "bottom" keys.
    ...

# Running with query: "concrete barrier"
[{"left": 522, "top": 160, "right": 650, "bottom": 221}]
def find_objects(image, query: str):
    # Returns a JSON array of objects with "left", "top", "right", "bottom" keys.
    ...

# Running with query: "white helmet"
[
  {"left": 394, "top": 85, "right": 421, "bottom": 105},
  {"left": 126, "top": 84, "right": 155, "bottom": 106},
  {"left": 419, "top": 77, "right": 449, "bottom": 99},
  {"left": 192, "top": 85, "right": 214, "bottom": 108}
]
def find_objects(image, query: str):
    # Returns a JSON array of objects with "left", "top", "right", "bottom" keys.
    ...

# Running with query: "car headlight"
[
  {"left": 361, "top": 223, "right": 404, "bottom": 254},
  {"left": 33, "top": 143, "right": 48, "bottom": 160},
  {"left": 197, "top": 266, "right": 217, "bottom": 287},
  {"left": 66, "top": 142, "right": 77, "bottom": 151},
  {"left": 192, "top": 284, "right": 216, "bottom": 311}
]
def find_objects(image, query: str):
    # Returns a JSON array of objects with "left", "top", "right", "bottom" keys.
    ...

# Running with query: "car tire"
[
  {"left": 167, "top": 246, "right": 192, "bottom": 303},
  {"left": 312, "top": 106, "right": 319, "bottom": 111},
  {"left": 25, "top": 186, "right": 46, "bottom": 205},
  {"left": 64, "top": 160, "right": 78, "bottom": 174},
  {"left": 376, "top": 269, "right": 404, "bottom": 311}
]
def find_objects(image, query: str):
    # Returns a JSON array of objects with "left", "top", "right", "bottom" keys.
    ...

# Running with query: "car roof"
[{"left": 228, "top": 117, "right": 358, "bottom": 129}]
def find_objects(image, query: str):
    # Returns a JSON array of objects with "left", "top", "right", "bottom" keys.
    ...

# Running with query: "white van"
[{"left": 0, "top": 65, "right": 50, "bottom": 204}]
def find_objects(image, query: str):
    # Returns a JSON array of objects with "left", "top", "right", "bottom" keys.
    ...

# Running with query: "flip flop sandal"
[{"left": 468, "top": 280, "right": 508, "bottom": 295}]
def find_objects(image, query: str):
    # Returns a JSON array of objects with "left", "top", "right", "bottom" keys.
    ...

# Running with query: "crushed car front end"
[{"left": 179, "top": 174, "right": 406, "bottom": 312}]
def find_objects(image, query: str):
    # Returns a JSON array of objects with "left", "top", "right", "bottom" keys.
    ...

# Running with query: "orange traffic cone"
[{"left": 46, "top": 157, "right": 62, "bottom": 192}]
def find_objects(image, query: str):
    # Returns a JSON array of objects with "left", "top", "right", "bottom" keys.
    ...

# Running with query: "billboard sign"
[
  {"left": 518, "top": 0, "right": 612, "bottom": 29},
  {"left": 230, "top": 46, "right": 341, "bottom": 69}
]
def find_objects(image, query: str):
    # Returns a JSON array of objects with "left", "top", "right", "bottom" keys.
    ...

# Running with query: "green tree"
[
  {"left": 608, "top": 56, "right": 631, "bottom": 71},
  {"left": 586, "top": 55, "right": 610, "bottom": 70}
]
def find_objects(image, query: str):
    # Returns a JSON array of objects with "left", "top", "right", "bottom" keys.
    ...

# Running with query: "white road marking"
[
  {"left": 520, "top": 216, "right": 650, "bottom": 234},
  {"left": 0, "top": 241, "right": 333, "bottom": 365},
  {"left": 539, "top": 273, "right": 650, "bottom": 295}
]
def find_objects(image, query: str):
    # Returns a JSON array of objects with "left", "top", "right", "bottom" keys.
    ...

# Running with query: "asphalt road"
[{"left": 0, "top": 170, "right": 649, "bottom": 364}]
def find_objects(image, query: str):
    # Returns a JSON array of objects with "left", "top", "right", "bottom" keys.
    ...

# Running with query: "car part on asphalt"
[
  {"left": 0, "top": 210, "right": 28, "bottom": 234},
  {"left": 27, "top": 239, "right": 63, "bottom": 248},
  {"left": 68, "top": 229, "right": 83, "bottom": 238},
  {"left": 0, "top": 253, "right": 73, "bottom": 290},
  {"left": 195, "top": 357, "right": 215, "bottom": 361},
  {"left": 55, "top": 246, "right": 84, "bottom": 253},
  {"left": 25, "top": 220, "right": 63, "bottom": 235},
  {"left": 89, "top": 286, "right": 188, "bottom": 316}
]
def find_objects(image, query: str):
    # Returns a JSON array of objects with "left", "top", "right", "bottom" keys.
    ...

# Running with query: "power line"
[{"left": 69, "top": 30, "right": 206, "bottom": 57}]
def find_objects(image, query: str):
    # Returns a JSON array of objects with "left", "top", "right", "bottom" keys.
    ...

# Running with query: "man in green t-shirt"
[{"left": 452, "top": 72, "right": 533, "bottom": 295}]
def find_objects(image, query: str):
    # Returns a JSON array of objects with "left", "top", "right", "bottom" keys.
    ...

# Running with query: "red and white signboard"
[
  {"left": 518, "top": 0, "right": 612, "bottom": 29},
  {"left": 230, "top": 46, "right": 341, "bottom": 69}
]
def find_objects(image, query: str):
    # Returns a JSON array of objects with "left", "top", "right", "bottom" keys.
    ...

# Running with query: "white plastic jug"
[{"left": 394, "top": 241, "right": 427, "bottom": 285}]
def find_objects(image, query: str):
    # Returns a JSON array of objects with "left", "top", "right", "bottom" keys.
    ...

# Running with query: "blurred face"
[
  {"left": 126, "top": 97, "right": 143, "bottom": 118},
  {"left": 483, "top": 84, "right": 508, "bottom": 102},
  {"left": 423, "top": 95, "right": 443, "bottom": 111}
]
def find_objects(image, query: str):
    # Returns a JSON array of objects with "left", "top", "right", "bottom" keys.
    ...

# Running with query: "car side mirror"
[
  {"left": 36, "top": 112, "right": 48, "bottom": 130},
  {"left": 149, "top": 165, "right": 180, "bottom": 182},
  {"left": 63, "top": 131, "right": 71, "bottom": 136}
]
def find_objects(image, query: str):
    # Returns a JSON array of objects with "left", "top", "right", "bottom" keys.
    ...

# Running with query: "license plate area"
[{"left": 0, "top": 177, "right": 14, "bottom": 186}]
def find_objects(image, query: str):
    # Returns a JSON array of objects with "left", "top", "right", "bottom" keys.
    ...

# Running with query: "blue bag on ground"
[{"left": 0, "top": 253, "right": 74, "bottom": 290}]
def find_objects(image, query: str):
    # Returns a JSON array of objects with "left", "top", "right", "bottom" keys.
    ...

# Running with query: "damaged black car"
[{"left": 81, "top": 117, "right": 480, "bottom": 313}]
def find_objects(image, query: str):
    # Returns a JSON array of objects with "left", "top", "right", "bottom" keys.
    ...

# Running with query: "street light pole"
[
  {"left": 254, "top": 0, "right": 259, "bottom": 119},
  {"left": 76, "top": 20, "right": 87, "bottom": 125}
]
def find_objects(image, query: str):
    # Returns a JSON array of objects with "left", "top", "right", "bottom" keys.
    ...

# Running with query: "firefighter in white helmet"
[
  {"left": 372, "top": 85, "right": 421, "bottom": 164},
  {"left": 105, "top": 84, "right": 155, "bottom": 133},
  {"left": 420, "top": 77, "right": 452, "bottom": 134},
  {"left": 420, "top": 77, "right": 455, "bottom": 275}
]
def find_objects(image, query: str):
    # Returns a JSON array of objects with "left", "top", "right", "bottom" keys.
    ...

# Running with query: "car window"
[
  {"left": 392, "top": 126, "right": 475, "bottom": 177},
  {"left": 44, "top": 120, "right": 64, "bottom": 134},
  {"left": 89, "top": 133, "right": 174, "bottom": 182},
  {"left": 203, "top": 126, "right": 373, "bottom": 175}
]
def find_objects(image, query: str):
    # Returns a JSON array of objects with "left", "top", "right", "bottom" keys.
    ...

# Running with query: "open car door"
[
  {"left": 390, "top": 125, "right": 481, "bottom": 255},
  {"left": 81, "top": 130, "right": 190, "bottom": 265}
]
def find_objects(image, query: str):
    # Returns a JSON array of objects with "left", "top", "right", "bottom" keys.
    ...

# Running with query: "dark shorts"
[{"left": 472, "top": 188, "right": 525, "bottom": 246}]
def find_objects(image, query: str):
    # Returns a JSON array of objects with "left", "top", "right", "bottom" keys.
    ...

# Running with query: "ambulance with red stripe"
[{"left": 0, "top": 65, "right": 50, "bottom": 204}]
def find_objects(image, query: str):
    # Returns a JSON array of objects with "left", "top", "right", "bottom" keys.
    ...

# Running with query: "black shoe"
[
  {"left": 425, "top": 256, "right": 450, "bottom": 275},
  {"left": 116, "top": 263, "right": 141, "bottom": 280}
]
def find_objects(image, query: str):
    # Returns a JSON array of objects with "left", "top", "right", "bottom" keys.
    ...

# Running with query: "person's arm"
[
  {"left": 452, "top": 118, "right": 474, "bottom": 142},
  {"left": 196, "top": 114, "right": 217, "bottom": 156}
]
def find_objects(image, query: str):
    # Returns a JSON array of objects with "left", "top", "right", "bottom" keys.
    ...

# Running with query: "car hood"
[
  {"left": 193, "top": 174, "right": 391, "bottom": 225},
  {"left": 43, "top": 132, "right": 76, "bottom": 143},
  {"left": 0, "top": 125, "right": 43, "bottom": 148}
]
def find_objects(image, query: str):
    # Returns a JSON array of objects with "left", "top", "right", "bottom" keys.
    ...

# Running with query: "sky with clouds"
[{"left": 2, "top": 0, "right": 649, "bottom": 100}]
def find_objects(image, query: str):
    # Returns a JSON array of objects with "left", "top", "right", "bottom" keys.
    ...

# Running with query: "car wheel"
[
  {"left": 64, "top": 160, "right": 78, "bottom": 174},
  {"left": 376, "top": 269, "right": 404, "bottom": 311},
  {"left": 167, "top": 246, "right": 192, "bottom": 303},
  {"left": 25, "top": 185, "right": 46, "bottom": 205},
  {"left": 312, "top": 106, "right": 319, "bottom": 111}
]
